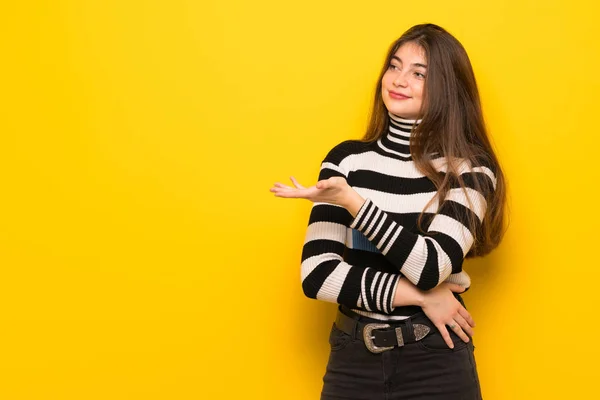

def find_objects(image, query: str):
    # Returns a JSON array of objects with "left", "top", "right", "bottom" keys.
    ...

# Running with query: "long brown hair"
[{"left": 364, "top": 23, "right": 507, "bottom": 257}]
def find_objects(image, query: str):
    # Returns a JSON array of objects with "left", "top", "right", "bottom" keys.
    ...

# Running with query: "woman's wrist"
[
  {"left": 342, "top": 186, "right": 366, "bottom": 218},
  {"left": 393, "top": 278, "right": 426, "bottom": 307}
]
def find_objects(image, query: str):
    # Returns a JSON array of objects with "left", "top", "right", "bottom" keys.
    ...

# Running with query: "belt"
[{"left": 335, "top": 307, "right": 433, "bottom": 354}]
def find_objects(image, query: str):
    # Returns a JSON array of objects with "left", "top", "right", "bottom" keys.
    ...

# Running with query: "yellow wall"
[{"left": 1, "top": 1, "right": 598, "bottom": 398}]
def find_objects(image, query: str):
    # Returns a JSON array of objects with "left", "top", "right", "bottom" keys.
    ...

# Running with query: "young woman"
[{"left": 271, "top": 23, "right": 506, "bottom": 400}]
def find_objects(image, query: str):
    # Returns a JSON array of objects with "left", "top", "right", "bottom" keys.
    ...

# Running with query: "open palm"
[{"left": 270, "top": 176, "right": 350, "bottom": 206}]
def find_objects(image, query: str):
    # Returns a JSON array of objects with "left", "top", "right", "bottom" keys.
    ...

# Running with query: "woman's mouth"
[{"left": 389, "top": 91, "right": 411, "bottom": 100}]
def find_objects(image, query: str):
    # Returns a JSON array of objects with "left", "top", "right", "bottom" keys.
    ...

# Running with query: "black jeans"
[{"left": 321, "top": 309, "right": 482, "bottom": 400}]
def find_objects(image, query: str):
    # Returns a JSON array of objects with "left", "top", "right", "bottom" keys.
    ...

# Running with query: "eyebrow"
[{"left": 391, "top": 55, "right": 427, "bottom": 69}]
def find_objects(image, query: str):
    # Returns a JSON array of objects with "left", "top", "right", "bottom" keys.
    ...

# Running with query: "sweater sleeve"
[
  {"left": 348, "top": 161, "right": 497, "bottom": 290},
  {"left": 301, "top": 143, "right": 401, "bottom": 314}
]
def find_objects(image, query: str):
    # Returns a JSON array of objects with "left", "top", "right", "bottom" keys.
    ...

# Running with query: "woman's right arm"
[{"left": 301, "top": 144, "right": 403, "bottom": 315}]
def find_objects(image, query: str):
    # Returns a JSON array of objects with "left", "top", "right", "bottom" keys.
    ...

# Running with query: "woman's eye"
[
  {"left": 414, "top": 72, "right": 425, "bottom": 79},
  {"left": 389, "top": 64, "right": 399, "bottom": 70}
]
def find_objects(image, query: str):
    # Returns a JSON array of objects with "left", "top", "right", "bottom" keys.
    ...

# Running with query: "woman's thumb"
[{"left": 447, "top": 284, "right": 466, "bottom": 293}]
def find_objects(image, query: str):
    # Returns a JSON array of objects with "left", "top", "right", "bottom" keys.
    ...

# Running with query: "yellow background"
[{"left": 1, "top": 1, "right": 599, "bottom": 399}]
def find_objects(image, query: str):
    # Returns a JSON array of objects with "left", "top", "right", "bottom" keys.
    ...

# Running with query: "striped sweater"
[{"left": 300, "top": 113, "right": 497, "bottom": 321}]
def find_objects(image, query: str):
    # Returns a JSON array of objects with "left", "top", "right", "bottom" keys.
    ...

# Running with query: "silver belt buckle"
[
  {"left": 363, "top": 323, "right": 394, "bottom": 354},
  {"left": 363, "top": 322, "right": 432, "bottom": 353}
]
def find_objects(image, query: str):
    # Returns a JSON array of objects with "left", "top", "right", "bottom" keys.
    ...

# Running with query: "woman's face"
[{"left": 381, "top": 42, "right": 427, "bottom": 120}]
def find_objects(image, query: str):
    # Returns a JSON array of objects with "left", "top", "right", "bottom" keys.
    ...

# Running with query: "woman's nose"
[{"left": 393, "top": 73, "right": 408, "bottom": 87}]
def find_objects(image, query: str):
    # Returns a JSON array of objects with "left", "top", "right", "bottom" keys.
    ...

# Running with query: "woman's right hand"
[{"left": 420, "top": 283, "right": 476, "bottom": 349}]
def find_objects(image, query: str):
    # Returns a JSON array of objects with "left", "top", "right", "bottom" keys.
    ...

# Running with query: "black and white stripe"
[{"left": 300, "top": 112, "right": 496, "bottom": 320}]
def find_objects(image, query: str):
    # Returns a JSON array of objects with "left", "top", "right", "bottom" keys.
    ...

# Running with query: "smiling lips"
[{"left": 389, "top": 91, "right": 411, "bottom": 100}]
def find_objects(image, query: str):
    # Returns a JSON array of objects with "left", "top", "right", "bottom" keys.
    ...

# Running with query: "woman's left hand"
[
  {"left": 420, "top": 283, "right": 475, "bottom": 348},
  {"left": 270, "top": 176, "right": 352, "bottom": 207}
]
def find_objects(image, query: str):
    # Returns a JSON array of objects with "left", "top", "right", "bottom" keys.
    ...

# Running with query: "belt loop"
[
  {"left": 340, "top": 305, "right": 359, "bottom": 340},
  {"left": 352, "top": 320, "right": 359, "bottom": 340},
  {"left": 349, "top": 311, "right": 360, "bottom": 340},
  {"left": 403, "top": 318, "right": 416, "bottom": 343}
]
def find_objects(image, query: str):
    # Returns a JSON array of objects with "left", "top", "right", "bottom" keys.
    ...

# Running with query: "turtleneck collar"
[{"left": 377, "top": 112, "right": 422, "bottom": 159}]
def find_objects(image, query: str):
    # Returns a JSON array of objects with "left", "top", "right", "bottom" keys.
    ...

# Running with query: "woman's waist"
[{"left": 340, "top": 292, "right": 465, "bottom": 324}]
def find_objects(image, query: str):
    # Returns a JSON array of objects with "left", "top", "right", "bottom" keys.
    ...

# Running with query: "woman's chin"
[
  {"left": 388, "top": 110, "right": 418, "bottom": 119},
  {"left": 383, "top": 103, "right": 417, "bottom": 119}
]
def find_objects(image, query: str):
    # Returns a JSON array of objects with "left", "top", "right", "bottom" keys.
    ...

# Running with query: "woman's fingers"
[
  {"left": 271, "top": 176, "right": 307, "bottom": 191},
  {"left": 273, "top": 176, "right": 336, "bottom": 192},
  {"left": 289, "top": 176, "right": 305, "bottom": 189},
  {"left": 434, "top": 323, "right": 454, "bottom": 349},
  {"left": 458, "top": 307, "right": 476, "bottom": 328},
  {"left": 271, "top": 175, "right": 346, "bottom": 204},
  {"left": 316, "top": 176, "right": 343, "bottom": 189},
  {"left": 270, "top": 186, "right": 304, "bottom": 198},
  {"left": 270, "top": 181, "right": 319, "bottom": 200},
  {"left": 316, "top": 179, "right": 328, "bottom": 189},
  {"left": 446, "top": 321, "right": 468, "bottom": 345},
  {"left": 445, "top": 283, "right": 466, "bottom": 293},
  {"left": 452, "top": 314, "right": 472, "bottom": 341},
  {"left": 271, "top": 184, "right": 295, "bottom": 193}
]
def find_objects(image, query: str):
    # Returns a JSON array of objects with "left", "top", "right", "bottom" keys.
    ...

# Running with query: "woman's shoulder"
[
  {"left": 322, "top": 139, "right": 373, "bottom": 163},
  {"left": 433, "top": 153, "right": 498, "bottom": 192},
  {"left": 433, "top": 153, "right": 497, "bottom": 174}
]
